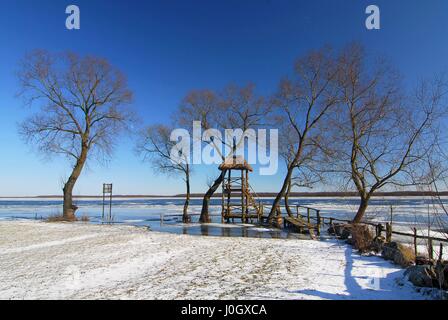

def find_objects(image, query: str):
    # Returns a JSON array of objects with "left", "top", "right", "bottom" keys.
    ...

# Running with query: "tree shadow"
[{"left": 291, "top": 246, "right": 397, "bottom": 300}]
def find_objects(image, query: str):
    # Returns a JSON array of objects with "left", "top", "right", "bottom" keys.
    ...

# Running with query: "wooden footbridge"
[{"left": 283, "top": 216, "right": 318, "bottom": 240}]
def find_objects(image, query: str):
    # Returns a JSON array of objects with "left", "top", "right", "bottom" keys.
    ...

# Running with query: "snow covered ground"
[{"left": 0, "top": 220, "right": 432, "bottom": 300}]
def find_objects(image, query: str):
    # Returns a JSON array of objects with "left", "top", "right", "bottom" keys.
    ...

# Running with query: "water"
[
  {"left": 0, "top": 197, "right": 299, "bottom": 239},
  {"left": 0, "top": 197, "right": 447, "bottom": 238}
]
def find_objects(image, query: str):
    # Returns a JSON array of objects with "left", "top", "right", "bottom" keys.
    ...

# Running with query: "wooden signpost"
[{"left": 102, "top": 183, "right": 113, "bottom": 221}]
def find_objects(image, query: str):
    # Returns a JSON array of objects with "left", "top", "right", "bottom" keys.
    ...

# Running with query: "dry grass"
[
  {"left": 396, "top": 244, "right": 416, "bottom": 267},
  {"left": 79, "top": 214, "right": 90, "bottom": 222},
  {"left": 350, "top": 224, "right": 374, "bottom": 253},
  {"left": 46, "top": 214, "right": 89, "bottom": 223}
]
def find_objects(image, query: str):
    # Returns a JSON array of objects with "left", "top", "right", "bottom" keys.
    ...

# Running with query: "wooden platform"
[
  {"left": 223, "top": 209, "right": 260, "bottom": 222},
  {"left": 284, "top": 216, "right": 317, "bottom": 240}
]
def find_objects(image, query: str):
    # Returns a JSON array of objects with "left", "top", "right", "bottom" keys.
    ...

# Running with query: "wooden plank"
[{"left": 284, "top": 216, "right": 317, "bottom": 240}]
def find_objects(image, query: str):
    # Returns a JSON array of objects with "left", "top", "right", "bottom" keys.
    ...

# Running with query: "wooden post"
[
  {"left": 221, "top": 174, "right": 225, "bottom": 223},
  {"left": 428, "top": 238, "right": 434, "bottom": 261},
  {"left": 390, "top": 205, "right": 393, "bottom": 226},
  {"left": 376, "top": 224, "right": 383, "bottom": 237},
  {"left": 307, "top": 208, "right": 310, "bottom": 223},
  {"left": 245, "top": 170, "right": 249, "bottom": 221},
  {"left": 241, "top": 170, "right": 246, "bottom": 223},
  {"left": 438, "top": 243, "right": 443, "bottom": 263},
  {"left": 102, "top": 185, "right": 105, "bottom": 220},
  {"left": 413, "top": 227, "right": 418, "bottom": 257},
  {"left": 296, "top": 205, "right": 299, "bottom": 218},
  {"left": 385, "top": 222, "right": 392, "bottom": 243},
  {"left": 102, "top": 183, "right": 113, "bottom": 221},
  {"left": 109, "top": 190, "right": 112, "bottom": 221},
  {"left": 227, "top": 170, "right": 231, "bottom": 220},
  {"left": 316, "top": 210, "right": 321, "bottom": 236}
]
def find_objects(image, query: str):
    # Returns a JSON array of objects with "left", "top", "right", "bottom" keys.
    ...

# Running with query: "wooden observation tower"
[{"left": 219, "top": 156, "right": 262, "bottom": 223}]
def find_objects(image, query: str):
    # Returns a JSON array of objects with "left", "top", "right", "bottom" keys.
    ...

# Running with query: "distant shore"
[{"left": 1, "top": 191, "right": 447, "bottom": 199}]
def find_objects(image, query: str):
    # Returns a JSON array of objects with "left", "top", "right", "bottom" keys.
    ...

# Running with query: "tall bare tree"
[
  {"left": 177, "top": 89, "right": 221, "bottom": 222},
  {"left": 405, "top": 79, "right": 448, "bottom": 236},
  {"left": 18, "top": 50, "right": 133, "bottom": 220},
  {"left": 326, "top": 45, "right": 440, "bottom": 223},
  {"left": 178, "top": 84, "right": 270, "bottom": 222},
  {"left": 136, "top": 125, "right": 192, "bottom": 223},
  {"left": 277, "top": 120, "right": 321, "bottom": 216},
  {"left": 267, "top": 47, "right": 341, "bottom": 223}
]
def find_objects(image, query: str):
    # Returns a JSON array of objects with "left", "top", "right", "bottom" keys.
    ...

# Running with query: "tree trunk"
[
  {"left": 353, "top": 195, "right": 370, "bottom": 223},
  {"left": 268, "top": 165, "right": 294, "bottom": 223},
  {"left": 269, "top": 138, "right": 305, "bottom": 224},
  {"left": 62, "top": 145, "right": 88, "bottom": 220},
  {"left": 284, "top": 178, "right": 293, "bottom": 217},
  {"left": 200, "top": 170, "right": 227, "bottom": 223},
  {"left": 183, "top": 166, "right": 191, "bottom": 223}
]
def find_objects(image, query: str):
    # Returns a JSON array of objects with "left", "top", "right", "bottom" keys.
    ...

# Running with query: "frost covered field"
[{"left": 0, "top": 220, "right": 430, "bottom": 300}]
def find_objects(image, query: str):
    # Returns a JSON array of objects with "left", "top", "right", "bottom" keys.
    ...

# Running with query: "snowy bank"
[{"left": 0, "top": 220, "right": 429, "bottom": 300}]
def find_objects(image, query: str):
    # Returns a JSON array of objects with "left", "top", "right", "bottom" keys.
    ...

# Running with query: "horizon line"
[{"left": 1, "top": 191, "right": 447, "bottom": 199}]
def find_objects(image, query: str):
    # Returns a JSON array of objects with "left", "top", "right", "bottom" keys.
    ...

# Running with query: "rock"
[
  {"left": 415, "top": 256, "right": 434, "bottom": 266},
  {"left": 371, "top": 236, "right": 386, "bottom": 253},
  {"left": 435, "top": 261, "right": 448, "bottom": 290},
  {"left": 382, "top": 242, "right": 415, "bottom": 267},
  {"left": 327, "top": 225, "right": 337, "bottom": 235},
  {"left": 328, "top": 223, "right": 343, "bottom": 235},
  {"left": 382, "top": 242, "right": 398, "bottom": 260},
  {"left": 350, "top": 224, "right": 374, "bottom": 253},
  {"left": 327, "top": 223, "right": 352, "bottom": 239},
  {"left": 405, "top": 261, "right": 448, "bottom": 290},
  {"left": 404, "top": 265, "right": 437, "bottom": 288},
  {"left": 341, "top": 227, "right": 352, "bottom": 240}
]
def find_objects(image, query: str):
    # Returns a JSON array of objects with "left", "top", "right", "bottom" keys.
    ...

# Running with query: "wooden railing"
[{"left": 290, "top": 204, "right": 448, "bottom": 260}]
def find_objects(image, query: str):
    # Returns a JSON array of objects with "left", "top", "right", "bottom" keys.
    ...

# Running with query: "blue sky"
[{"left": 0, "top": 0, "right": 447, "bottom": 196}]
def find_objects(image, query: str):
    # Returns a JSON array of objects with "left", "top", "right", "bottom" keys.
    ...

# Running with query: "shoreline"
[{"left": 2, "top": 191, "right": 448, "bottom": 199}]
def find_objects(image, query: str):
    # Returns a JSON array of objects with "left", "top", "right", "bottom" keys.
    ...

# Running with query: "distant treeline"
[{"left": 2, "top": 191, "right": 447, "bottom": 199}]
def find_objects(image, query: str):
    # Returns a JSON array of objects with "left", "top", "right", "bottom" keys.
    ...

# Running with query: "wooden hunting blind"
[{"left": 219, "top": 156, "right": 262, "bottom": 223}]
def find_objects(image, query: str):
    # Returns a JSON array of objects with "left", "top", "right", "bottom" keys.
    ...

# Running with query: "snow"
[{"left": 0, "top": 220, "right": 431, "bottom": 300}]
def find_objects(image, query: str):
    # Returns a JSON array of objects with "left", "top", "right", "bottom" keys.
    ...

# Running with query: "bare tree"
[
  {"left": 426, "top": 159, "right": 448, "bottom": 239},
  {"left": 177, "top": 89, "right": 221, "bottom": 222},
  {"left": 136, "top": 125, "right": 192, "bottom": 223},
  {"left": 326, "top": 45, "right": 440, "bottom": 223},
  {"left": 267, "top": 47, "right": 341, "bottom": 223},
  {"left": 178, "top": 84, "right": 270, "bottom": 222},
  {"left": 419, "top": 87, "right": 448, "bottom": 237},
  {"left": 278, "top": 120, "right": 324, "bottom": 216},
  {"left": 18, "top": 50, "right": 133, "bottom": 220}
]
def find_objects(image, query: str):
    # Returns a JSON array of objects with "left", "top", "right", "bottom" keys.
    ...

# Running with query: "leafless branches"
[
  {"left": 136, "top": 124, "right": 192, "bottom": 222},
  {"left": 324, "top": 44, "right": 445, "bottom": 222},
  {"left": 268, "top": 46, "right": 341, "bottom": 221},
  {"left": 17, "top": 50, "right": 133, "bottom": 218},
  {"left": 177, "top": 84, "right": 271, "bottom": 221}
]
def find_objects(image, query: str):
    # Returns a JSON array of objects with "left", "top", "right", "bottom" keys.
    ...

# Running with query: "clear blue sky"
[{"left": 0, "top": 0, "right": 447, "bottom": 196}]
